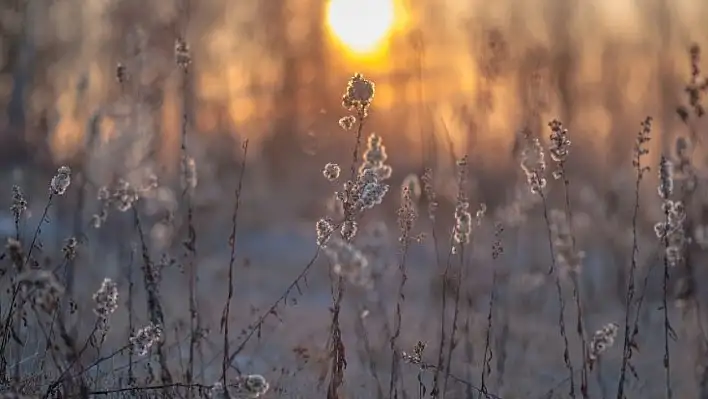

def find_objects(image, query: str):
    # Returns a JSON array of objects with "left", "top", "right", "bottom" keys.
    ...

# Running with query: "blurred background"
[{"left": 1, "top": 0, "right": 708, "bottom": 397}]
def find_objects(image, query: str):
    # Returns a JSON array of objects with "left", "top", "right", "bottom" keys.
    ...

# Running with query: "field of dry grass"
[{"left": 1, "top": 0, "right": 708, "bottom": 398}]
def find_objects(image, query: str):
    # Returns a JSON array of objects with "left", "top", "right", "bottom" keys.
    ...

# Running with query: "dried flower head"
[
  {"left": 323, "top": 163, "right": 341, "bottom": 181},
  {"left": 10, "top": 185, "right": 27, "bottom": 221},
  {"left": 93, "top": 176, "right": 158, "bottom": 227},
  {"left": 396, "top": 185, "right": 421, "bottom": 247},
  {"left": 633, "top": 117, "right": 652, "bottom": 178},
  {"left": 130, "top": 322, "right": 163, "bottom": 356},
  {"left": 338, "top": 115, "right": 356, "bottom": 131},
  {"left": 654, "top": 200, "right": 686, "bottom": 267},
  {"left": 50, "top": 166, "right": 71, "bottom": 195},
  {"left": 61, "top": 237, "right": 78, "bottom": 261},
  {"left": 316, "top": 217, "right": 335, "bottom": 247},
  {"left": 520, "top": 133, "right": 546, "bottom": 194},
  {"left": 342, "top": 73, "right": 375, "bottom": 114},
  {"left": 588, "top": 322, "right": 619, "bottom": 369},
  {"left": 402, "top": 341, "right": 426, "bottom": 365},
  {"left": 340, "top": 219, "right": 358, "bottom": 241},
  {"left": 548, "top": 119, "right": 571, "bottom": 179},
  {"left": 239, "top": 374, "right": 270, "bottom": 398},
  {"left": 93, "top": 278, "right": 119, "bottom": 320}
]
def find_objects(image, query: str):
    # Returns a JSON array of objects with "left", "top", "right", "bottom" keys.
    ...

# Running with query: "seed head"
[
  {"left": 62, "top": 237, "right": 78, "bottom": 261},
  {"left": 520, "top": 134, "right": 546, "bottom": 194},
  {"left": 342, "top": 73, "right": 375, "bottom": 114},
  {"left": 93, "top": 278, "right": 119, "bottom": 320},
  {"left": 548, "top": 119, "right": 571, "bottom": 179},
  {"left": 338, "top": 115, "right": 356, "bottom": 131},
  {"left": 11, "top": 185, "right": 27, "bottom": 220},
  {"left": 323, "top": 163, "right": 341, "bottom": 181},
  {"left": 240, "top": 374, "right": 270, "bottom": 398},
  {"left": 588, "top": 322, "right": 619, "bottom": 369},
  {"left": 130, "top": 322, "right": 163, "bottom": 356},
  {"left": 50, "top": 166, "right": 71, "bottom": 195},
  {"left": 340, "top": 219, "right": 358, "bottom": 241},
  {"left": 316, "top": 218, "right": 335, "bottom": 247}
]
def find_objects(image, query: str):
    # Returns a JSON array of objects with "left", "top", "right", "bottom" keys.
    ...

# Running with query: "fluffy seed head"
[
  {"left": 130, "top": 322, "right": 163, "bottom": 356},
  {"left": 588, "top": 322, "right": 619, "bottom": 367},
  {"left": 342, "top": 73, "right": 375, "bottom": 113},
  {"left": 93, "top": 278, "right": 119, "bottom": 320},
  {"left": 50, "top": 166, "right": 71, "bottom": 195},
  {"left": 323, "top": 163, "right": 341, "bottom": 181},
  {"left": 338, "top": 115, "right": 356, "bottom": 131}
]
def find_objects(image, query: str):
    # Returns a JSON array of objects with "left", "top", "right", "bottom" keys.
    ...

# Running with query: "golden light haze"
[
  {"left": 1, "top": 0, "right": 706, "bottom": 175},
  {"left": 326, "top": 0, "right": 396, "bottom": 56}
]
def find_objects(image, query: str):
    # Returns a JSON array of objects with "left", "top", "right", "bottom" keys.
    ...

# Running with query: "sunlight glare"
[{"left": 326, "top": 0, "right": 396, "bottom": 55}]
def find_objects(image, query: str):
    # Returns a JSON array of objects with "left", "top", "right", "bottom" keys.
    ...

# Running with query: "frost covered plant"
[
  {"left": 316, "top": 217, "right": 336, "bottom": 247},
  {"left": 10, "top": 185, "right": 27, "bottom": 221},
  {"left": 239, "top": 374, "right": 270, "bottom": 398},
  {"left": 323, "top": 163, "right": 341, "bottom": 181},
  {"left": 449, "top": 156, "right": 484, "bottom": 253},
  {"left": 548, "top": 119, "right": 571, "bottom": 179},
  {"left": 654, "top": 200, "right": 686, "bottom": 266},
  {"left": 93, "top": 278, "right": 119, "bottom": 322},
  {"left": 92, "top": 175, "right": 158, "bottom": 228},
  {"left": 50, "top": 166, "right": 71, "bottom": 195},
  {"left": 333, "top": 134, "right": 393, "bottom": 221},
  {"left": 402, "top": 341, "right": 426, "bottom": 366},
  {"left": 338, "top": 115, "right": 356, "bottom": 131},
  {"left": 316, "top": 75, "right": 387, "bottom": 246},
  {"left": 210, "top": 375, "right": 270, "bottom": 399},
  {"left": 520, "top": 132, "right": 547, "bottom": 194},
  {"left": 340, "top": 219, "right": 358, "bottom": 241},
  {"left": 359, "top": 133, "right": 392, "bottom": 180},
  {"left": 588, "top": 322, "right": 619, "bottom": 369},
  {"left": 654, "top": 156, "right": 685, "bottom": 267},
  {"left": 398, "top": 186, "right": 418, "bottom": 244},
  {"left": 130, "top": 322, "right": 163, "bottom": 356},
  {"left": 342, "top": 73, "right": 375, "bottom": 116}
]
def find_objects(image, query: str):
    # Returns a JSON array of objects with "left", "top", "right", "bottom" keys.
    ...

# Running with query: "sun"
[{"left": 326, "top": 0, "right": 396, "bottom": 55}]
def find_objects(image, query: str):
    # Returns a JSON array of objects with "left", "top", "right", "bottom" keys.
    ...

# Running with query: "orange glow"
[{"left": 326, "top": 0, "right": 400, "bottom": 60}]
